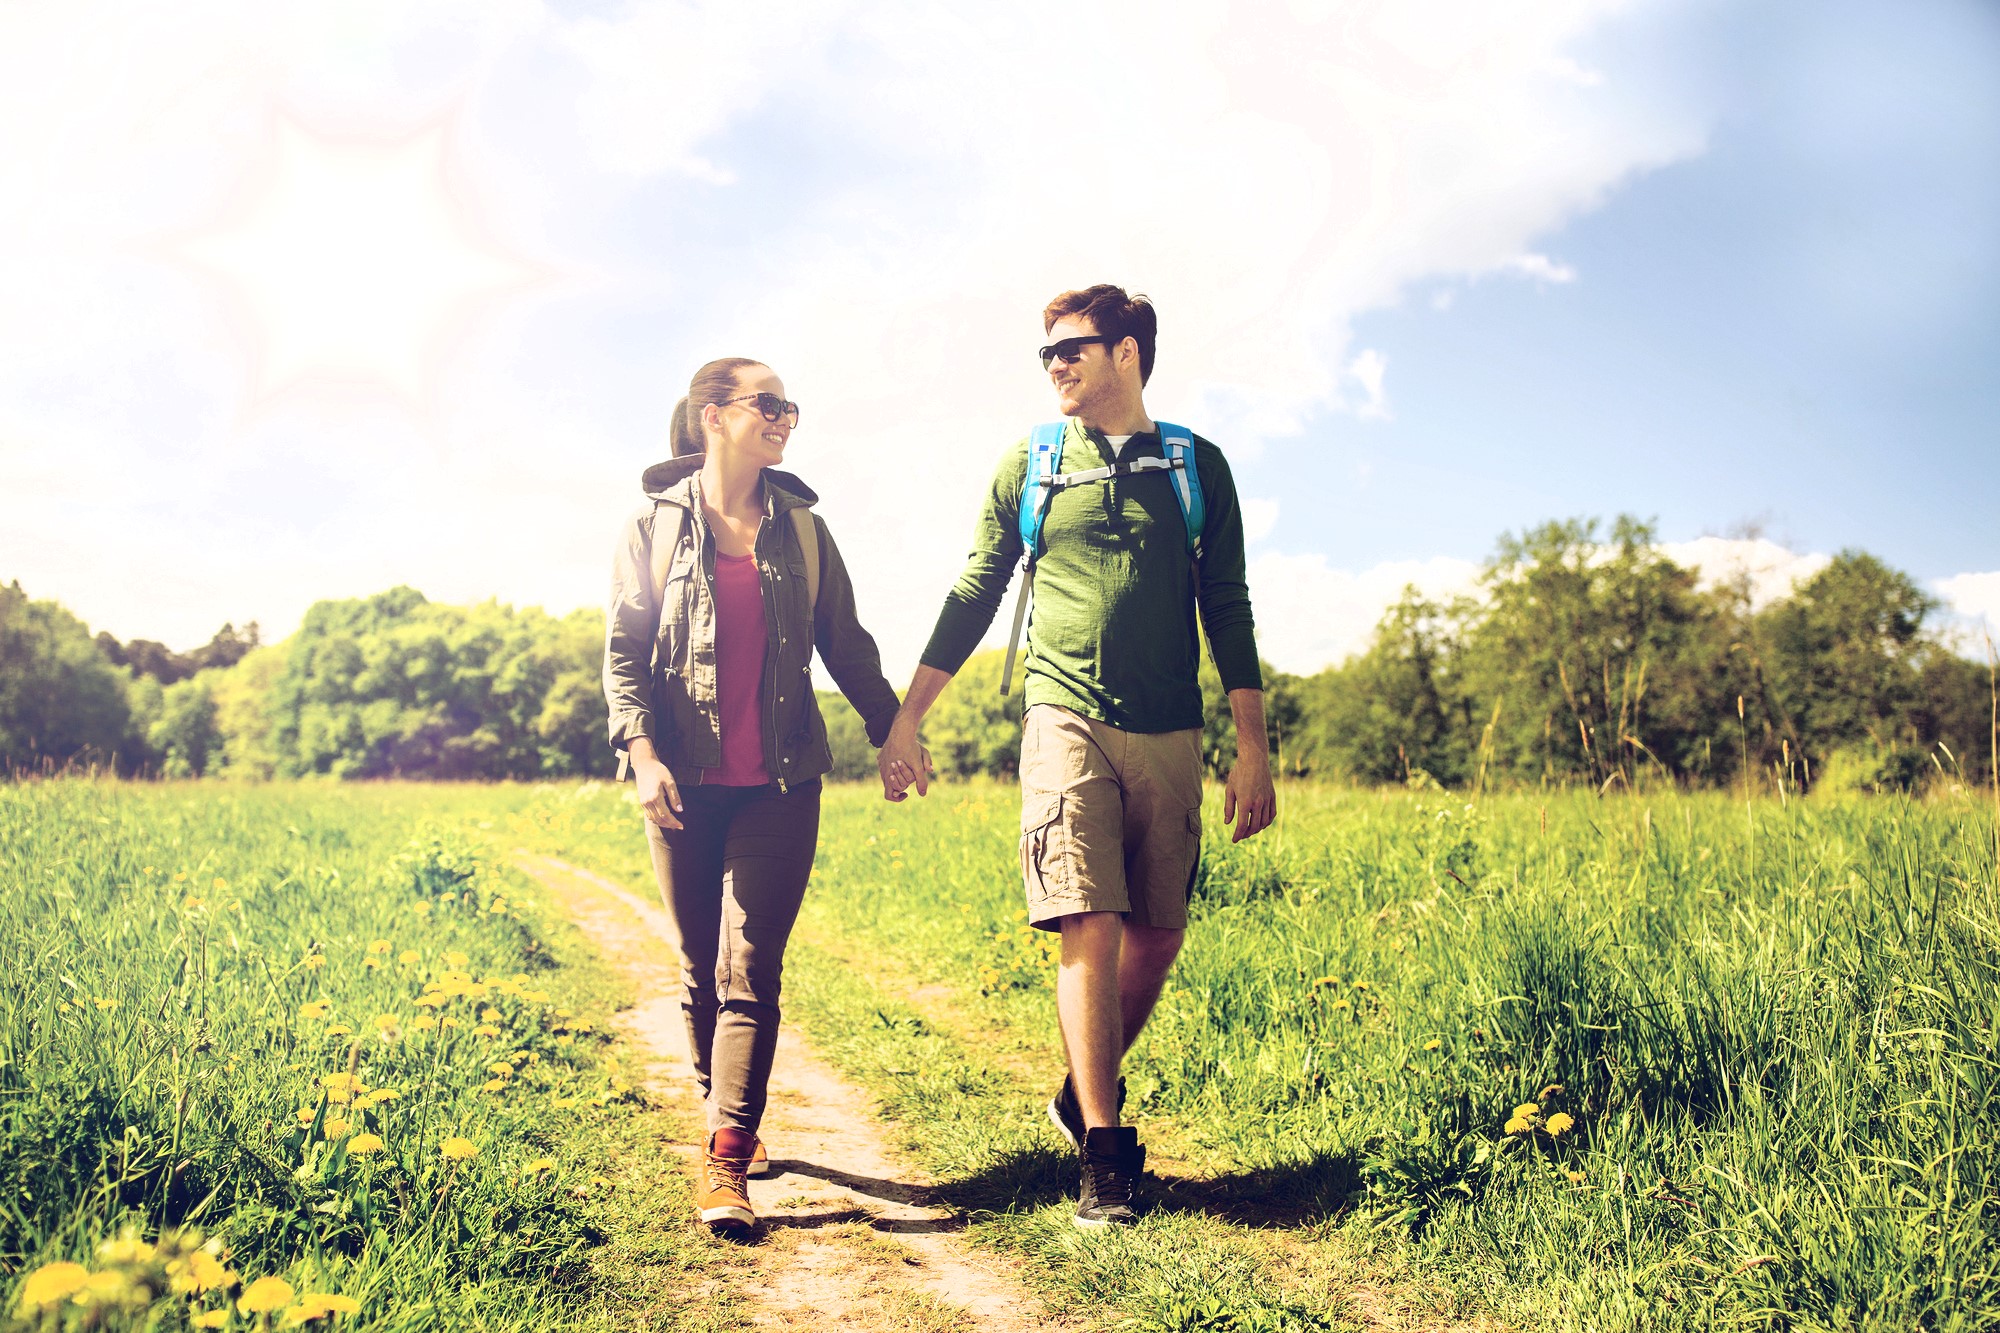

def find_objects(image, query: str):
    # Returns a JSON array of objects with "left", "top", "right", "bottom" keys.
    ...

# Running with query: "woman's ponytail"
[
  {"left": 673, "top": 358, "right": 763, "bottom": 458},
  {"left": 668, "top": 395, "right": 703, "bottom": 458}
]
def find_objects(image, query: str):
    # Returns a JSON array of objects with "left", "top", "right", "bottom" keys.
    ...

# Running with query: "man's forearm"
[
  {"left": 1227, "top": 688, "right": 1269, "bottom": 764},
  {"left": 893, "top": 665, "right": 956, "bottom": 732}
]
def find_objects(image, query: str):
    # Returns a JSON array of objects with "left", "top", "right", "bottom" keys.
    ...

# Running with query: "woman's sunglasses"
[
  {"left": 720, "top": 392, "right": 802, "bottom": 427},
  {"left": 1037, "top": 335, "right": 1115, "bottom": 370}
]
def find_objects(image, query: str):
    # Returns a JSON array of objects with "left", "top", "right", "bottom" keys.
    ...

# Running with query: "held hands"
[
  {"left": 878, "top": 717, "right": 933, "bottom": 802},
  {"left": 1222, "top": 750, "right": 1276, "bottom": 843}
]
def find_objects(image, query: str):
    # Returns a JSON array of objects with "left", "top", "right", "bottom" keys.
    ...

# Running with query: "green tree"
[
  {"left": 1291, "top": 589, "right": 1472, "bottom": 784},
  {"left": 149, "top": 675, "right": 223, "bottom": 777},
  {"left": 0, "top": 581, "right": 131, "bottom": 771}
]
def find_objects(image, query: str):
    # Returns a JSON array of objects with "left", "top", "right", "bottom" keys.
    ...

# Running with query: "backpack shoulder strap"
[
  {"left": 789, "top": 507, "right": 821, "bottom": 609},
  {"left": 1017, "top": 421, "right": 1068, "bottom": 559},
  {"left": 648, "top": 500, "right": 690, "bottom": 608},
  {"left": 1153, "top": 421, "right": 1205, "bottom": 558}
]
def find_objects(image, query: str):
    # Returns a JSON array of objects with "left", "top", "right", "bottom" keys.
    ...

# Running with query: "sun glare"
[{"left": 174, "top": 116, "right": 540, "bottom": 410}]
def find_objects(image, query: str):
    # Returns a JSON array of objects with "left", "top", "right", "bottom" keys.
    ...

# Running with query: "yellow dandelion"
[
  {"left": 1351, "top": 980, "right": 1371, "bottom": 991},
  {"left": 445, "top": 951, "right": 469, "bottom": 968},
  {"left": 295, "top": 1107, "right": 316, "bottom": 1126},
  {"left": 1503, "top": 1115, "right": 1534, "bottom": 1136},
  {"left": 299, "top": 1000, "right": 330, "bottom": 1020},
  {"left": 17, "top": 1261, "right": 91, "bottom": 1311},
  {"left": 325, "top": 1024, "right": 353, "bottom": 1039},
  {"left": 1311, "top": 976, "right": 1339, "bottom": 989},
  {"left": 184, "top": 896, "right": 206, "bottom": 910},
  {"left": 1544, "top": 1112, "right": 1576, "bottom": 1137},
  {"left": 347, "top": 1133, "right": 385, "bottom": 1155},
  {"left": 368, "top": 1088, "right": 402, "bottom": 1103},
  {"left": 411, "top": 900, "right": 431, "bottom": 914},
  {"left": 193, "top": 1307, "right": 230, "bottom": 1327},
  {"left": 1422, "top": 1039, "right": 1443, "bottom": 1051},
  {"left": 406, "top": 1016, "right": 438, "bottom": 1032},
  {"left": 367, "top": 940, "right": 391, "bottom": 954},
  {"left": 398, "top": 949, "right": 420, "bottom": 965},
  {"left": 412, "top": 993, "right": 446, "bottom": 1010},
  {"left": 440, "top": 1017, "right": 461, "bottom": 1030},
  {"left": 1513, "top": 1102, "right": 1541, "bottom": 1119},
  {"left": 320, "top": 1073, "right": 355, "bottom": 1104},
  {"left": 302, "top": 956, "right": 326, "bottom": 972},
  {"left": 486, "top": 1062, "right": 514, "bottom": 1078},
  {"left": 183, "top": 1248, "right": 233, "bottom": 1293},
  {"left": 292, "top": 1292, "right": 361, "bottom": 1321},
  {"left": 549, "top": 1096, "right": 577, "bottom": 1109},
  {"left": 238, "top": 1275, "right": 295, "bottom": 1314},
  {"left": 473, "top": 1024, "right": 501, "bottom": 1038},
  {"left": 213, "top": 877, "right": 230, "bottom": 891},
  {"left": 1538, "top": 1083, "right": 1565, "bottom": 1101},
  {"left": 440, "top": 1136, "right": 479, "bottom": 1161},
  {"left": 478, "top": 1007, "right": 502, "bottom": 1023},
  {"left": 173, "top": 872, "right": 188, "bottom": 882},
  {"left": 1330, "top": 998, "right": 1351, "bottom": 1011},
  {"left": 142, "top": 865, "right": 157, "bottom": 875},
  {"left": 322, "top": 1118, "right": 351, "bottom": 1139},
  {"left": 555, "top": 1007, "right": 574, "bottom": 1019},
  {"left": 569, "top": 1020, "right": 593, "bottom": 1033},
  {"left": 1566, "top": 1169, "right": 1587, "bottom": 1183},
  {"left": 94, "top": 997, "right": 118, "bottom": 1011},
  {"left": 522, "top": 1157, "right": 557, "bottom": 1174},
  {"left": 481, "top": 1079, "right": 506, "bottom": 1093}
]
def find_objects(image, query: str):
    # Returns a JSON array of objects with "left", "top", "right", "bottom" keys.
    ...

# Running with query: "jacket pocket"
[{"left": 1020, "top": 792, "right": 1067, "bottom": 903}]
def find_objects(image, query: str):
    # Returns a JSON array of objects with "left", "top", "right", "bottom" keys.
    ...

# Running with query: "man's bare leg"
[
  {"left": 1056, "top": 911, "right": 1125, "bottom": 1128},
  {"left": 1117, "top": 922, "right": 1184, "bottom": 1054}
]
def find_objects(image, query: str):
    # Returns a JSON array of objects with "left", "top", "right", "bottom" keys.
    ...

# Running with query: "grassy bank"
[{"left": 0, "top": 780, "right": 735, "bottom": 1332}]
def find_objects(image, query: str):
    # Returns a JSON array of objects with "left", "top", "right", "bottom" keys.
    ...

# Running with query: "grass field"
[{"left": 5, "top": 777, "right": 1996, "bottom": 1331}]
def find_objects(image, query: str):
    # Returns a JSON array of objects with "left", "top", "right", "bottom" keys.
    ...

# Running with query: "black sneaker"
[
  {"left": 1047, "top": 1074, "right": 1126, "bottom": 1149},
  {"left": 1075, "top": 1126, "right": 1144, "bottom": 1229}
]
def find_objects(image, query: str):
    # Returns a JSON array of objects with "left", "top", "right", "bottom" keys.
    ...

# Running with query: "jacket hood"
[{"left": 639, "top": 456, "right": 819, "bottom": 511}]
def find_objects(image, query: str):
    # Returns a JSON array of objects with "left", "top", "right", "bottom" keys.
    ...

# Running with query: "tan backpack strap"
[
  {"left": 648, "top": 501, "right": 689, "bottom": 609},
  {"left": 789, "top": 507, "right": 821, "bottom": 609}
]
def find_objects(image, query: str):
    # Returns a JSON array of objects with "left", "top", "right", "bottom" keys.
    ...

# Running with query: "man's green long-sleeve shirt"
[{"left": 920, "top": 420, "right": 1262, "bottom": 734}]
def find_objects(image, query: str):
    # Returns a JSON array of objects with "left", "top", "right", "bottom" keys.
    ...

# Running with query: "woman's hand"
[{"left": 628, "top": 739, "right": 684, "bottom": 829}]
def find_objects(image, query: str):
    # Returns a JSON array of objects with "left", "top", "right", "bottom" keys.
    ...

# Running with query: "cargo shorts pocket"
[
  {"left": 1020, "top": 792, "right": 1068, "bottom": 903},
  {"left": 1179, "top": 805, "right": 1204, "bottom": 902}
]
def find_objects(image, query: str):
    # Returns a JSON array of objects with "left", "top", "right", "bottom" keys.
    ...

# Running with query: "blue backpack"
[{"left": 999, "top": 420, "right": 1205, "bottom": 694}]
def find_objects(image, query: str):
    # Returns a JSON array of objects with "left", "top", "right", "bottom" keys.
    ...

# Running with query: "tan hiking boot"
[
  {"left": 698, "top": 1132, "right": 754, "bottom": 1230},
  {"left": 747, "top": 1136, "right": 772, "bottom": 1178}
]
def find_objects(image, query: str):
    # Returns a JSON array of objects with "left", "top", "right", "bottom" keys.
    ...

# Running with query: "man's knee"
[{"left": 1123, "top": 923, "right": 1184, "bottom": 965}]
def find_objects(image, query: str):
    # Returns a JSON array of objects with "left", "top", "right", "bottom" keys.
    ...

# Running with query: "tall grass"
[
  {"left": 0, "top": 780, "right": 717, "bottom": 1332},
  {"left": 552, "top": 781, "right": 1991, "bottom": 1332}
]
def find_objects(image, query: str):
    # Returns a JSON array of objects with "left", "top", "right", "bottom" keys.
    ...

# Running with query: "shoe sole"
[
  {"left": 747, "top": 1159, "right": 774, "bottom": 1178},
  {"left": 1071, "top": 1212, "right": 1137, "bottom": 1230},
  {"left": 1046, "top": 1097, "right": 1080, "bottom": 1149},
  {"left": 700, "top": 1205, "right": 754, "bottom": 1228}
]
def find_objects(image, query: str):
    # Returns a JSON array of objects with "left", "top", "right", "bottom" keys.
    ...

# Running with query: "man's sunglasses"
[
  {"left": 720, "top": 392, "right": 801, "bottom": 427},
  {"left": 1037, "top": 335, "right": 1116, "bottom": 370}
]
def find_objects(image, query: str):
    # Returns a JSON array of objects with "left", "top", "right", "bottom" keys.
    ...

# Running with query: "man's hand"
[
  {"left": 1222, "top": 687, "right": 1275, "bottom": 842},
  {"left": 878, "top": 716, "right": 931, "bottom": 802},
  {"left": 628, "top": 740, "right": 683, "bottom": 829},
  {"left": 1222, "top": 751, "right": 1275, "bottom": 842}
]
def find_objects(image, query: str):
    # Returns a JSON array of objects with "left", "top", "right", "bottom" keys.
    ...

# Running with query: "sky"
[{"left": 1, "top": 0, "right": 1995, "bottom": 678}]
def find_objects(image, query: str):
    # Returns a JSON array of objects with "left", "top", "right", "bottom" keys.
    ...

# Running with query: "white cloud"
[
  {"left": 1246, "top": 552, "right": 1480, "bottom": 674},
  {"left": 0, "top": 0, "right": 1708, "bottom": 670},
  {"left": 1935, "top": 571, "right": 2000, "bottom": 658},
  {"left": 1240, "top": 498, "right": 1281, "bottom": 546},
  {"left": 1659, "top": 536, "right": 1831, "bottom": 610},
  {"left": 1504, "top": 252, "right": 1580, "bottom": 283},
  {"left": 1345, "top": 349, "right": 1391, "bottom": 420}
]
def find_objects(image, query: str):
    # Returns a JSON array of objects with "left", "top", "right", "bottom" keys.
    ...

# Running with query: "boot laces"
[
  {"left": 705, "top": 1152, "right": 749, "bottom": 1197},
  {"left": 1085, "top": 1143, "right": 1139, "bottom": 1207}
]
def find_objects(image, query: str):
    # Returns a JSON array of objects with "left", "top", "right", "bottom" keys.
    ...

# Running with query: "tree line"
[{"left": 4, "top": 515, "right": 1992, "bottom": 790}]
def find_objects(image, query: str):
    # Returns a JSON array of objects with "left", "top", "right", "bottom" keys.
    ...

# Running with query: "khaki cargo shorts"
[{"left": 1018, "top": 704, "right": 1204, "bottom": 932}]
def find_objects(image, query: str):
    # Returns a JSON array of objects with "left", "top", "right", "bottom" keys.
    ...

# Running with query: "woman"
[{"left": 602, "top": 357, "right": 922, "bottom": 1231}]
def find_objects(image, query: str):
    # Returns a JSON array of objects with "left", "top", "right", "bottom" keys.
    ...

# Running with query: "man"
[{"left": 877, "top": 284, "right": 1275, "bottom": 1229}]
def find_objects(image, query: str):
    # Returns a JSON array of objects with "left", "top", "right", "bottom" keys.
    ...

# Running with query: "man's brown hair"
[{"left": 1043, "top": 285, "right": 1157, "bottom": 385}]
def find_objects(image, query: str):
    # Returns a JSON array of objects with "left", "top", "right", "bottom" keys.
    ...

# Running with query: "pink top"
[{"left": 708, "top": 551, "right": 771, "bottom": 786}]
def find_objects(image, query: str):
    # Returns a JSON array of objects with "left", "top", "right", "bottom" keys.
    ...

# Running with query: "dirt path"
[{"left": 516, "top": 853, "right": 1072, "bottom": 1333}]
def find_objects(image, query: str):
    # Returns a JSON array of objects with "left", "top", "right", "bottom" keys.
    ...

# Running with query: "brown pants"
[{"left": 645, "top": 779, "right": 821, "bottom": 1134}]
